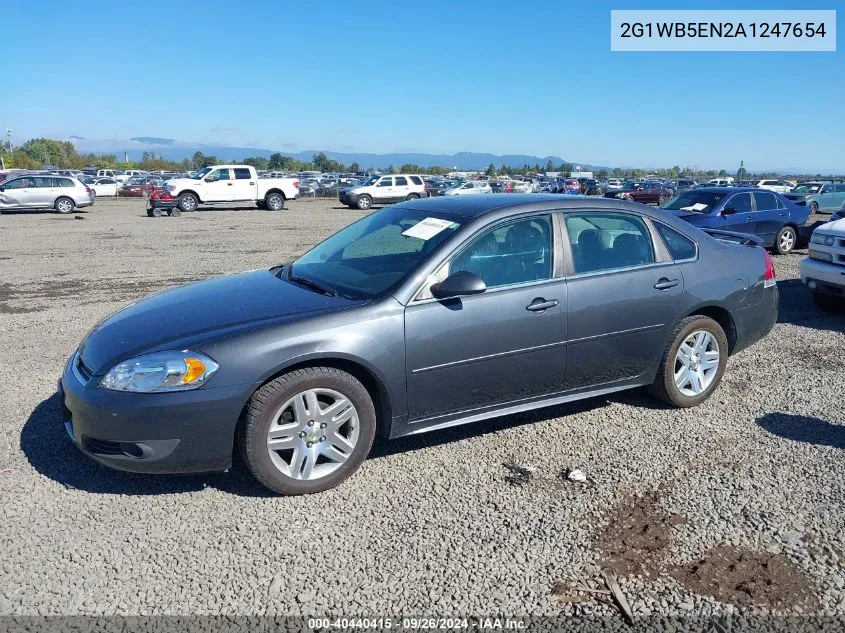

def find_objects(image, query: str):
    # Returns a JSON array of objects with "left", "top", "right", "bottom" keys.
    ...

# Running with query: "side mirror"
[
  {"left": 722, "top": 207, "right": 737, "bottom": 216},
  {"left": 430, "top": 271, "right": 487, "bottom": 299}
]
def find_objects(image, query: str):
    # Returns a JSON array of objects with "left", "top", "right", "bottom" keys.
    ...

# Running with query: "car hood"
[
  {"left": 165, "top": 177, "right": 198, "bottom": 189},
  {"left": 665, "top": 210, "right": 713, "bottom": 225},
  {"left": 783, "top": 192, "right": 813, "bottom": 199},
  {"left": 77, "top": 268, "right": 363, "bottom": 374}
]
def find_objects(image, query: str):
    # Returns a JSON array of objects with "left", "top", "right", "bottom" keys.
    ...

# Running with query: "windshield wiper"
[{"left": 287, "top": 272, "right": 338, "bottom": 297}]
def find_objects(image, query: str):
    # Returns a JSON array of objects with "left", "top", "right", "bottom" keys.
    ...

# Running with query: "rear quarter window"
[
  {"left": 59, "top": 178, "right": 75, "bottom": 187},
  {"left": 409, "top": 176, "right": 423, "bottom": 185},
  {"left": 655, "top": 223, "right": 697, "bottom": 261}
]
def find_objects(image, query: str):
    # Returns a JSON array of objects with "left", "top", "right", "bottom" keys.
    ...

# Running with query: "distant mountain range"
[{"left": 71, "top": 139, "right": 608, "bottom": 171}]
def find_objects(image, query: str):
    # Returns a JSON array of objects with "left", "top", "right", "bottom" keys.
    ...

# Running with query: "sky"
[{"left": 1, "top": 0, "right": 843, "bottom": 171}]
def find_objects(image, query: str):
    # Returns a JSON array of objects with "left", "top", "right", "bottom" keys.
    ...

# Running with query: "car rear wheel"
[
  {"left": 356, "top": 195, "right": 372, "bottom": 210},
  {"left": 774, "top": 226, "right": 797, "bottom": 254},
  {"left": 178, "top": 193, "right": 198, "bottom": 212},
  {"left": 650, "top": 315, "right": 728, "bottom": 408},
  {"left": 406, "top": 193, "right": 420, "bottom": 201},
  {"left": 238, "top": 367, "right": 376, "bottom": 495},
  {"left": 813, "top": 293, "right": 842, "bottom": 313},
  {"left": 55, "top": 197, "right": 75, "bottom": 214},
  {"left": 809, "top": 202, "right": 819, "bottom": 214},
  {"left": 658, "top": 195, "right": 668, "bottom": 206},
  {"left": 265, "top": 192, "right": 285, "bottom": 211}
]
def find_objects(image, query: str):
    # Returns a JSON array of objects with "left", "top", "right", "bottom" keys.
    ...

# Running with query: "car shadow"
[
  {"left": 20, "top": 393, "right": 275, "bottom": 497},
  {"left": 776, "top": 278, "right": 845, "bottom": 330},
  {"left": 757, "top": 412, "right": 845, "bottom": 450}
]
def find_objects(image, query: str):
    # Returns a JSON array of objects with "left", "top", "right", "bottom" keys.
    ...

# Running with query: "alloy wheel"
[
  {"left": 779, "top": 229, "right": 795, "bottom": 252},
  {"left": 266, "top": 388, "right": 360, "bottom": 481},
  {"left": 674, "top": 330, "right": 720, "bottom": 396}
]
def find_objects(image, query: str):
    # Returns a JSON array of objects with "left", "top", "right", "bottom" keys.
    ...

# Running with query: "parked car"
[
  {"left": 90, "top": 178, "right": 119, "bottom": 197},
  {"left": 783, "top": 182, "right": 845, "bottom": 214},
  {"left": 579, "top": 179, "right": 602, "bottom": 196},
  {"left": 96, "top": 169, "right": 126, "bottom": 182},
  {"left": 661, "top": 187, "right": 810, "bottom": 254},
  {"left": 675, "top": 179, "right": 698, "bottom": 193},
  {"left": 148, "top": 165, "right": 300, "bottom": 215},
  {"left": 426, "top": 180, "right": 456, "bottom": 196},
  {"left": 118, "top": 176, "right": 165, "bottom": 197},
  {"left": 605, "top": 181, "right": 673, "bottom": 205},
  {"left": 606, "top": 178, "right": 624, "bottom": 190},
  {"left": 707, "top": 178, "right": 734, "bottom": 186},
  {"left": 0, "top": 175, "right": 94, "bottom": 213},
  {"left": 58, "top": 195, "right": 778, "bottom": 494},
  {"left": 800, "top": 216, "right": 845, "bottom": 311},
  {"left": 338, "top": 174, "right": 427, "bottom": 210},
  {"left": 443, "top": 181, "right": 492, "bottom": 195},
  {"left": 755, "top": 179, "right": 794, "bottom": 194}
]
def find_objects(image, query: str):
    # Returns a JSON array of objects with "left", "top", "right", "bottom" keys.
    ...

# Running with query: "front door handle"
[
  {"left": 526, "top": 298, "right": 558, "bottom": 312},
  {"left": 654, "top": 278, "right": 680, "bottom": 290},
  {"left": 227, "top": 183, "right": 233, "bottom": 186}
]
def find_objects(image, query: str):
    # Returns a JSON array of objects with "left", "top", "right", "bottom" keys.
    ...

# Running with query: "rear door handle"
[
  {"left": 526, "top": 298, "right": 559, "bottom": 312},
  {"left": 249, "top": 181, "right": 255, "bottom": 185},
  {"left": 654, "top": 278, "right": 680, "bottom": 290}
]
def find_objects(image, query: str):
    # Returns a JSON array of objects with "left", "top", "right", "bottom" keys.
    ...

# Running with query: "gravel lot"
[{"left": 1, "top": 197, "right": 843, "bottom": 624}]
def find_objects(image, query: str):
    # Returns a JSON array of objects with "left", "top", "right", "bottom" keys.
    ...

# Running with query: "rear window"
[
  {"left": 655, "top": 223, "right": 697, "bottom": 261},
  {"left": 234, "top": 168, "right": 252, "bottom": 180},
  {"left": 409, "top": 176, "right": 423, "bottom": 186},
  {"left": 394, "top": 176, "right": 408, "bottom": 186}
]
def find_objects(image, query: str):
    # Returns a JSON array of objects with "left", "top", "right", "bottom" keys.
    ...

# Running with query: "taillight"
[
  {"left": 85, "top": 186, "right": 92, "bottom": 194},
  {"left": 293, "top": 180, "right": 300, "bottom": 189},
  {"left": 763, "top": 249, "right": 776, "bottom": 288}
]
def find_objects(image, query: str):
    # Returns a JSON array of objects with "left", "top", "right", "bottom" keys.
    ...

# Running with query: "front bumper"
[
  {"left": 59, "top": 353, "right": 250, "bottom": 474},
  {"left": 800, "top": 257, "right": 845, "bottom": 297}
]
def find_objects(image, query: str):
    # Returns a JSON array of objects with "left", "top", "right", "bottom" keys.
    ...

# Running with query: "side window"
[
  {"left": 376, "top": 177, "right": 393, "bottom": 187},
  {"left": 450, "top": 216, "right": 553, "bottom": 289},
  {"left": 209, "top": 169, "right": 230, "bottom": 181},
  {"left": 753, "top": 191, "right": 777, "bottom": 211},
  {"left": 835, "top": 184, "right": 845, "bottom": 193},
  {"left": 59, "top": 179, "right": 75, "bottom": 188},
  {"left": 34, "top": 177, "right": 55, "bottom": 188},
  {"left": 3, "top": 178, "right": 27, "bottom": 189},
  {"left": 566, "top": 212, "right": 655, "bottom": 274},
  {"left": 409, "top": 176, "right": 423, "bottom": 186},
  {"left": 233, "top": 168, "right": 252, "bottom": 180},
  {"left": 394, "top": 176, "right": 408, "bottom": 186},
  {"left": 727, "top": 193, "right": 752, "bottom": 213},
  {"left": 655, "top": 223, "right": 697, "bottom": 261},
  {"left": 775, "top": 196, "right": 785, "bottom": 209}
]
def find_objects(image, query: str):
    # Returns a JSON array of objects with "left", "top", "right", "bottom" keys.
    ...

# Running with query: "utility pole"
[{"left": 5, "top": 129, "right": 11, "bottom": 153}]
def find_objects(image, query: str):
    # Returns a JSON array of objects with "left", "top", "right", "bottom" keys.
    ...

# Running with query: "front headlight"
[
  {"left": 810, "top": 233, "right": 835, "bottom": 246},
  {"left": 100, "top": 350, "right": 219, "bottom": 393}
]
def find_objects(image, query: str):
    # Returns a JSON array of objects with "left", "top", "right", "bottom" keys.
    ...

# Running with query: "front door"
[
  {"left": 202, "top": 167, "right": 235, "bottom": 202},
  {"left": 0, "top": 176, "right": 39, "bottom": 208},
  {"left": 719, "top": 192, "right": 755, "bottom": 234},
  {"left": 562, "top": 210, "right": 684, "bottom": 389},
  {"left": 404, "top": 214, "right": 567, "bottom": 422},
  {"left": 373, "top": 177, "right": 394, "bottom": 203}
]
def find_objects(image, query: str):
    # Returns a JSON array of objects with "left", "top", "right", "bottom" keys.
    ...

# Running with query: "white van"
[{"left": 707, "top": 177, "right": 735, "bottom": 186}]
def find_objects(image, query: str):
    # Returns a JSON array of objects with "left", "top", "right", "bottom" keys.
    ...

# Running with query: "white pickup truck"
[
  {"left": 800, "top": 215, "right": 845, "bottom": 312},
  {"left": 147, "top": 165, "right": 299, "bottom": 216}
]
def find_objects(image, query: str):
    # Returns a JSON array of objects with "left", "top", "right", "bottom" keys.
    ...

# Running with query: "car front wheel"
[
  {"left": 238, "top": 367, "right": 377, "bottom": 495},
  {"left": 178, "top": 193, "right": 198, "bottom": 212},
  {"left": 809, "top": 202, "right": 819, "bottom": 214},
  {"left": 774, "top": 226, "right": 797, "bottom": 254},
  {"left": 356, "top": 195, "right": 372, "bottom": 210},
  {"left": 650, "top": 315, "right": 728, "bottom": 408}
]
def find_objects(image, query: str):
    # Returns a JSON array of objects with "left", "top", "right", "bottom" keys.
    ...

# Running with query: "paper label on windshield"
[
  {"left": 680, "top": 203, "right": 709, "bottom": 211},
  {"left": 402, "top": 217, "right": 455, "bottom": 240}
]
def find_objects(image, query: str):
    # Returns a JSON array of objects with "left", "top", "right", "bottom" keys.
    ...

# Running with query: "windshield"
[
  {"left": 359, "top": 176, "right": 379, "bottom": 186},
  {"left": 792, "top": 183, "right": 821, "bottom": 194},
  {"left": 193, "top": 167, "right": 213, "bottom": 180},
  {"left": 663, "top": 191, "right": 727, "bottom": 213},
  {"left": 290, "top": 207, "right": 462, "bottom": 299}
]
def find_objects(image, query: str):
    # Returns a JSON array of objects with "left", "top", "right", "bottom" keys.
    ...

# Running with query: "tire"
[
  {"left": 238, "top": 367, "right": 377, "bottom": 495},
  {"left": 649, "top": 315, "right": 729, "bottom": 408},
  {"left": 813, "top": 293, "right": 842, "bottom": 313},
  {"left": 152, "top": 207, "right": 163, "bottom": 217},
  {"left": 406, "top": 193, "right": 420, "bottom": 201},
  {"left": 356, "top": 194, "right": 372, "bottom": 210},
  {"left": 169, "top": 208, "right": 181, "bottom": 217},
  {"left": 55, "top": 197, "right": 75, "bottom": 214},
  {"left": 774, "top": 225, "right": 797, "bottom": 255},
  {"left": 265, "top": 192, "right": 285, "bottom": 211},
  {"left": 658, "top": 195, "right": 668, "bottom": 206},
  {"left": 177, "top": 193, "right": 198, "bottom": 212},
  {"left": 809, "top": 202, "right": 819, "bottom": 214}
]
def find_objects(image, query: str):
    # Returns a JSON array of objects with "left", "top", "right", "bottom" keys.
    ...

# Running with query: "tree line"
[{"left": 0, "top": 138, "right": 839, "bottom": 182}]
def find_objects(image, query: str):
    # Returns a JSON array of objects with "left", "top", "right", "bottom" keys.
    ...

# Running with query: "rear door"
[
  {"left": 751, "top": 190, "right": 782, "bottom": 246},
  {"left": 392, "top": 176, "right": 410, "bottom": 202},
  {"left": 831, "top": 184, "right": 845, "bottom": 210},
  {"left": 231, "top": 167, "right": 255, "bottom": 200},
  {"left": 562, "top": 210, "right": 684, "bottom": 390}
]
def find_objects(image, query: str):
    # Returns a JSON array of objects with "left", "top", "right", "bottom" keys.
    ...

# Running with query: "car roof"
[
  {"left": 690, "top": 186, "right": 756, "bottom": 193},
  {"left": 396, "top": 193, "right": 663, "bottom": 219}
]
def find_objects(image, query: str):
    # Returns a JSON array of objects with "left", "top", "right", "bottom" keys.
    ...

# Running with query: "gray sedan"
[
  {"left": 60, "top": 195, "right": 778, "bottom": 494},
  {"left": 0, "top": 175, "right": 94, "bottom": 213}
]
